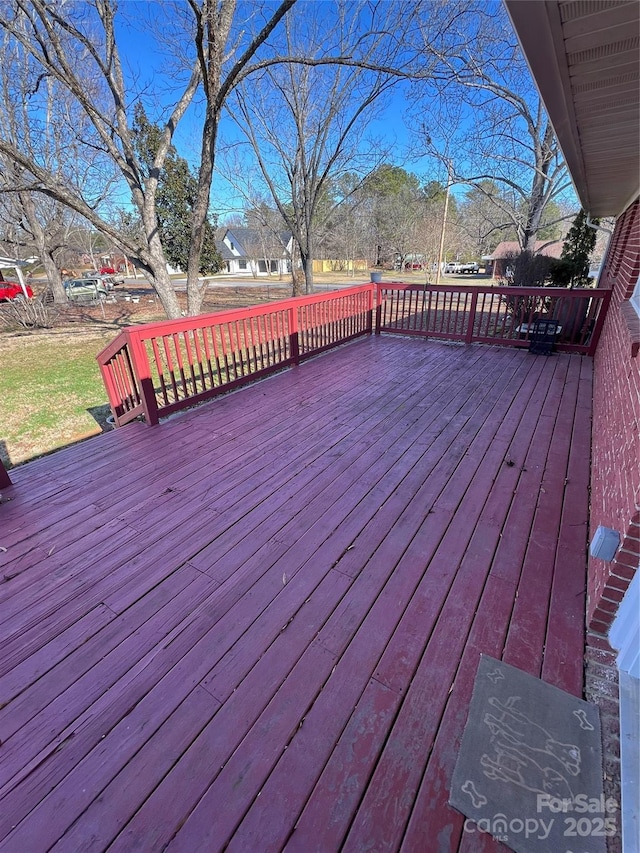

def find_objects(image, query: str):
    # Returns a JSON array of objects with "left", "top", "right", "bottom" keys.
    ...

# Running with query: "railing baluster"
[
  {"left": 201, "top": 327, "right": 216, "bottom": 389},
  {"left": 191, "top": 329, "right": 206, "bottom": 392},
  {"left": 229, "top": 321, "right": 240, "bottom": 377},
  {"left": 171, "top": 333, "right": 188, "bottom": 399},
  {"left": 219, "top": 324, "right": 231, "bottom": 382},
  {"left": 210, "top": 325, "right": 223, "bottom": 386},
  {"left": 183, "top": 330, "right": 198, "bottom": 395},
  {"left": 162, "top": 336, "right": 179, "bottom": 403},
  {"left": 151, "top": 338, "right": 170, "bottom": 405},
  {"left": 466, "top": 290, "right": 478, "bottom": 343}
]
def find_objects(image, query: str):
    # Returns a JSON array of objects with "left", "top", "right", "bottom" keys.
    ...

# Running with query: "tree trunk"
[
  {"left": 291, "top": 267, "right": 304, "bottom": 296},
  {"left": 149, "top": 265, "right": 182, "bottom": 319},
  {"left": 185, "top": 104, "right": 218, "bottom": 316},
  {"left": 522, "top": 122, "right": 555, "bottom": 251},
  {"left": 145, "top": 238, "right": 182, "bottom": 319},
  {"left": 19, "top": 191, "right": 67, "bottom": 303},
  {"left": 41, "top": 250, "right": 65, "bottom": 302},
  {"left": 302, "top": 255, "right": 314, "bottom": 293},
  {"left": 301, "top": 230, "right": 315, "bottom": 294}
]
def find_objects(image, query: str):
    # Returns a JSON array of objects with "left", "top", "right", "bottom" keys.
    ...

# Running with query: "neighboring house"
[
  {"left": 484, "top": 239, "right": 564, "bottom": 278},
  {"left": 507, "top": 2, "right": 639, "bottom": 848},
  {"left": 219, "top": 227, "right": 293, "bottom": 276}
]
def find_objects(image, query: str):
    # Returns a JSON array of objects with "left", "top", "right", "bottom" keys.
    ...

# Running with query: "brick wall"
[{"left": 589, "top": 199, "right": 640, "bottom": 635}]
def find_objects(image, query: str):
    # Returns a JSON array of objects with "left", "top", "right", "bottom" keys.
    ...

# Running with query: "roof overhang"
[{"left": 505, "top": 0, "right": 640, "bottom": 218}]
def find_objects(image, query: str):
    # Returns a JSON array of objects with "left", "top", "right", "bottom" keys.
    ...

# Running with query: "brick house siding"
[{"left": 589, "top": 198, "right": 640, "bottom": 635}]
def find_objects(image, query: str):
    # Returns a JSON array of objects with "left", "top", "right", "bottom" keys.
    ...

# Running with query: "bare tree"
[
  {"left": 0, "top": 0, "right": 202, "bottom": 317},
  {"left": 244, "top": 204, "right": 291, "bottom": 278},
  {"left": 0, "top": 33, "right": 107, "bottom": 301},
  {"left": 224, "top": 1, "right": 434, "bottom": 293},
  {"left": 413, "top": 1, "right": 573, "bottom": 251},
  {"left": 0, "top": 181, "right": 77, "bottom": 296},
  {"left": 0, "top": 0, "right": 298, "bottom": 319},
  {"left": 319, "top": 176, "right": 371, "bottom": 277},
  {"left": 183, "top": 0, "right": 297, "bottom": 312}
]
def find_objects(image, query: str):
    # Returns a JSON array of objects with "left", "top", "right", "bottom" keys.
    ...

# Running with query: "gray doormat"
[{"left": 450, "top": 655, "right": 615, "bottom": 853}]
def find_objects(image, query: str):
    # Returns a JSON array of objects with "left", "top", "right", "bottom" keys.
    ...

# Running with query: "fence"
[{"left": 98, "top": 281, "right": 610, "bottom": 427}]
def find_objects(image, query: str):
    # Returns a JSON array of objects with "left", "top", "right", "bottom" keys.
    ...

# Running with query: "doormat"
[{"left": 450, "top": 655, "right": 615, "bottom": 853}]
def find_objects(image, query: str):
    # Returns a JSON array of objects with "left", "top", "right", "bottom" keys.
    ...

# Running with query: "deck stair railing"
[{"left": 97, "top": 281, "right": 611, "bottom": 427}]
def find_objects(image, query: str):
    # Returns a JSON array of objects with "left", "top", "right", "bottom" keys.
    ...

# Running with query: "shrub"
[
  {"left": 500, "top": 250, "right": 554, "bottom": 319},
  {"left": 502, "top": 250, "right": 554, "bottom": 287},
  {"left": 0, "top": 294, "right": 57, "bottom": 330}
]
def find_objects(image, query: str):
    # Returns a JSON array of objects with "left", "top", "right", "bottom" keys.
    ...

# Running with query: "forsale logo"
[{"left": 537, "top": 794, "right": 619, "bottom": 814}]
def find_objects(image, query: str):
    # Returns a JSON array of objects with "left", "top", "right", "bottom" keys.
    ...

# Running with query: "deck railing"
[
  {"left": 97, "top": 280, "right": 611, "bottom": 427},
  {"left": 97, "top": 285, "right": 373, "bottom": 426},
  {"left": 377, "top": 283, "right": 611, "bottom": 355}
]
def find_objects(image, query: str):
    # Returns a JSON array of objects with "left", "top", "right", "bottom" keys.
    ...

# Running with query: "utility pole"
[{"left": 435, "top": 159, "right": 452, "bottom": 285}]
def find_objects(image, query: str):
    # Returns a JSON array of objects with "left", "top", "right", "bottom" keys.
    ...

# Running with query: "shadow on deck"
[{"left": 0, "top": 336, "right": 592, "bottom": 852}]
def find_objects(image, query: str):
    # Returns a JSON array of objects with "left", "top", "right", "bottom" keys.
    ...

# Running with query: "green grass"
[{"left": 0, "top": 329, "right": 115, "bottom": 467}]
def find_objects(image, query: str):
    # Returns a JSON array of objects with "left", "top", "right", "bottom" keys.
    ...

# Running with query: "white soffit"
[{"left": 505, "top": 0, "right": 640, "bottom": 218}]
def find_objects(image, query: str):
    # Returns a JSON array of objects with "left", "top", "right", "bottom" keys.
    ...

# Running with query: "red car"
[
  {"left": 99, "top": 266, "right": 124, "bottom": 283},
  {"left": 0, "top": 280, "right": 33, "bottom": 300}
]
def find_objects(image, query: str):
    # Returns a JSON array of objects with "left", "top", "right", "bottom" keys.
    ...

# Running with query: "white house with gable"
[{"left": 219, "top": 227, "right": 293, "bottom": 276}]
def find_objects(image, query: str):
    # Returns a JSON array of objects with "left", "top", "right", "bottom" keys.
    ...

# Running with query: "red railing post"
[
  {"left": 0, "top": 458, "right": 12, "bottom": 488},
  {"left": 375, "top": 283, "right": 383, "bottom": 334},
  {"left": 365, "top": 284, "right": 374, "bottom": 334},
  {"left": 98, "top": 359, "right": 121, "bottom": 421},
  {"left": 587, "top": 288, "right": 613, "bottom": 357},
  {"left": 466, "top": 289, "right": 479, "bottom": 344},
  {"left": 289, "top": 304, "right": 300, "bottom": 364},
  {"left": 128, "top": 329, "right": 160, "bottom": 426}
]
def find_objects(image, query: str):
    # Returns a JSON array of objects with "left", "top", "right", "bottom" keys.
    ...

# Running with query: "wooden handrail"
[
  {"left": 97, "top": 281, "right": 612, "bottom": 428},
  {"left": 376, "top": 282, "right": 610, "bottom": 354},
  {"left": 97, "top": 284, "right": 374, "bottom": 426}
]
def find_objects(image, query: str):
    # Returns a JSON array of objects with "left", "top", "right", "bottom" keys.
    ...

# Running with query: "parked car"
[
  {"left": 84, "top": 273, "right": 117, "bottom": 290},
  {"left": 64, "top": 278, "right": 109, "bottom": 302},
  {"left": 444, "top": 262, "right": 480, "bottom": 274},
  {"left": 0, "top": 280, "right": 34, "bottom": 300},
  {"left": 99, "top": 267, "right": 125, "bottom": 284}
]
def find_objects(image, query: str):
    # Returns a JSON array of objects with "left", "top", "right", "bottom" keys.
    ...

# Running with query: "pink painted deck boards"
[{"left": 0, "top": 337, "right": 592, "bottom": 853}]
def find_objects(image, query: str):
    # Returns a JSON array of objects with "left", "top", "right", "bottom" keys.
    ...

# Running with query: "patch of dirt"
[{"left": 87, "top": 403, "right": 117, "bottom": 433}]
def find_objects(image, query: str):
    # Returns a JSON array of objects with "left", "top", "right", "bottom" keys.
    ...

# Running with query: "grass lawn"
[{"left": 0, "top": 329, "right": 115, "bottom": 468}]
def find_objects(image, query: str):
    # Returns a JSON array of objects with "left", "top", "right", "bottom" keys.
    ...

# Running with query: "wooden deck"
[{"left": 0, "top": 336, "right": 592, "bottom": 852}]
